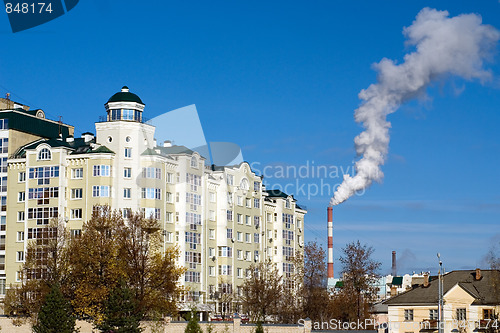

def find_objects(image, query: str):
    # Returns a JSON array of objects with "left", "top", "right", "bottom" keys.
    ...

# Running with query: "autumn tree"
[
  {"left": 301, "top": 242, "right": 331, "bottom": 322},
  {"left": 67, "top": 207, "right": 185, "bottom": 323},
  {"left": 240, "top": 260, "right": 283, "bottom": 322},
  {"left": 333, "top": 240, "right": 381, "bottom": 321}
]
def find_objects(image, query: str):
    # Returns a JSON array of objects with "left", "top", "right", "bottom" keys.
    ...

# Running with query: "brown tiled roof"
[{"left": 383, "top": 270, "right": 500, "bottom": 306}]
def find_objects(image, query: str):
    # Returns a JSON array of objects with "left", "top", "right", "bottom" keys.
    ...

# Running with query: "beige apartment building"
[{"left": 0, "top": 87, "right": 306, "bottom": 314}]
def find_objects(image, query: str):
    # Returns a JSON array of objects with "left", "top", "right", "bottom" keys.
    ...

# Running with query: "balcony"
[{"left": 420, "top": 319, "right": 439, "bottom": 331}]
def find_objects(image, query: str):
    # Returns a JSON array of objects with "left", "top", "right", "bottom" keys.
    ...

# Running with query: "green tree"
[
  {"left": 184, "top": 310, "right": 202, "bottom": 333},
  {"left": 254, "top": 321, "right": 264, "bottom": 333},
  {"left": 32, "top": 284, "right": 76, "bottom": 333},
  {"left": 96, "top": 281, "right": 142, "bottom": 333}
]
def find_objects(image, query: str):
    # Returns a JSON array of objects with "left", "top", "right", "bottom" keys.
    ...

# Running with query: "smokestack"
[
  {"left": 327, "top": 207, "right": 334, "bottom": 279},
  {"left": 423, "top": 273, "right": 430, "bottom": 287},
  {"left": 392, "top": 251, "right": 397, "bottom": 276}
]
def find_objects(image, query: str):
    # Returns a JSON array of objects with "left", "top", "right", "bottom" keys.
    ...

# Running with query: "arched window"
[
  {"left": 191, "top": 156, "right": 198, "bottom": 168},
  {"left": 38, "top": 148, "right": 51, "bottom": 160}
]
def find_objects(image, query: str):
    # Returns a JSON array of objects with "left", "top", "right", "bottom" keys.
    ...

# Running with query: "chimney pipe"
[
  {"left": 327, "top": 207, "right": 334, "bottom": 279},
  {"left": 475, "top": 268, "right": 481, "bottom": 280},
  {"left": 392, "top": 251, "right": 397, "bottom": 276},
  {"left": 423, "top": 273, "right": 430, "bottom": 287}
]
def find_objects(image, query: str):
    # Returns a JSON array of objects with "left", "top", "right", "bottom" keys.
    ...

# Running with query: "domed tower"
[
  {"left": 95, "top": 86, "right": 156, "bottom": 211},
  {"left": 105, "top": 86, "right": 145, "bottom": 122}
]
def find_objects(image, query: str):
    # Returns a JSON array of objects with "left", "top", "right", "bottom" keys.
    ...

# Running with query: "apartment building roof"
[
  {"left": 0, "top": 108, "right": 73, "bottom": 139},
  {"left": 384, "top": 269, "right": 500, "bottom": 306},
  {"left": 107, "top": 86, "right": 144, "bottom": 104},
  {"left": 14, "top": 137, "right": 115, "bottom": 157}
]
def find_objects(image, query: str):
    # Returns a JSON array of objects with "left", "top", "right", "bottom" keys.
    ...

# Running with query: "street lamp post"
[{"left": 437, "top": 253, "right": 444, "bottom": 333}]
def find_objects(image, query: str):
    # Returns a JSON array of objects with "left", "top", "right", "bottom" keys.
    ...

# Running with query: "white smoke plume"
[{"left": 331, "top": 8, "right": 500, "bottom": 206}]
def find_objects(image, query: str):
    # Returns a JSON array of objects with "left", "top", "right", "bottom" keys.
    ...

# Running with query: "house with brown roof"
[{"left": 383, "top": 269, "right": 500, "bottom": 333}]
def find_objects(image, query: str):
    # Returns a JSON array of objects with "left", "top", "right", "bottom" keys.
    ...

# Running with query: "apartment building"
[{"left": 1, "top": 87, "right": 306, "bottom": 314}]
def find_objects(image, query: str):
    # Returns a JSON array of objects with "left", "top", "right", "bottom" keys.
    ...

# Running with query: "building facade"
[
  {"left": 1, "top": 87, "right": 306, "bottom": 314},
  {"left": 384, "top": 269, "right": 500, "bottom": 333}
]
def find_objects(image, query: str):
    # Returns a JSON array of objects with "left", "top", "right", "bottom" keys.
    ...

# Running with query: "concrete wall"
[{"left": 0, "top": 317, "right": 312, "bottom": 333}]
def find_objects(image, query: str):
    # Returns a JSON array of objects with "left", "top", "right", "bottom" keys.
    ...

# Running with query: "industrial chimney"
[
  {"left": 392, "top": 251, "right": 397, "bottom": 277},
  {"left": 327, "top": 207, "right": 334, "bottom": 279}
]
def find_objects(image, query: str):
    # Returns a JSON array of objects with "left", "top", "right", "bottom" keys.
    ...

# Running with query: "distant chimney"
[
  {"left": 81, "top": 132, "right": 94, "bottom": 142},
  {"left": 163, "top": 140, "right": 172, "bottom": 147},
  {"left": 390, "top": 286, "right": 397, "bottom": 296},
  {"left": 423, "top": 273, "right": 429, "bottom": 287},
  {"left": 392, "top": 251, "right": 397, "bottom": 276},
  {"left": 475, "top": 268, "right": 481, "bottom": 280}
]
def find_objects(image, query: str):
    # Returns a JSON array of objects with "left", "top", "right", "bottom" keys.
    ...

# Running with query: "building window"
[
  {"left": 92, "top": 185, "right": 110, "bottom": 197},
  {"left": 209, "top": 266, "right": 215, "bottom": 276},
  {"left": 456, "top": 308, "right": 466, "bottom": 321},
  {"left": 0, "top": 158, "right": 7, "bottom": 173},
  {"left": 254, "top": 216, "right": 260, "bottom": 228},
  {"left": 93, "top": 165, "right": 110, "bottom": 177},
  {"left": 227, "top": 210, "right": 233, "bottom": 221},
  {"left": 245, "top": 215, "right": 250, "bottom": 225},
  {"left": 18, "top": 191, "right": 25, "bottom": 202},
  {"left": 209, "top": 210, "right": 215, "bottom": 221},
  {"left": 71, "top": 209, "right": 82, "bottom": 220},
  {"left": 237, "top": 232, "right": 242, "bottom": 242},
  {"left": 71, "top": 229, "right": 82, "bottom": 238},
  {"left": 28, "top": 207, "right": 58, "bottom": 225},
  {"left": 254, "top": 233, "right": 260, "bottom": 243},
  {"left": 71, "top": 168, "right": 83, "bottom": 179},
  {"left": 209, "top": 247, "right": 215, "bottom": 257},
  {"left": 404, "top": 309, "right": 414, "bottom": 321},
  {"left": 165, "top": 231, "right": 173, "bottom": 243},
  {"left": 254, "top": 181, "right": 260, "bottom": 191},
  {"left": 142, "top": 208, "right": 161, "bottom": 219},
  {"left": 245, "top": 233, "right": 250, "bottom": 243},
  {"left": 237, "top": 268, "right": 243, "bottom": 278},
  {"left": 191, "top": 156, "right": 198, "bottom": 168},
  {"left": 166, "top": 172, "right": 174, "bottom": 184},
  {"left": 29, "top": 166, "right": 59, "bottom": 185},
  {"left": 38, "top": 148, "right": 51, "bottom": 160},
  {"left": 209, "top": 192, "right": 216, "bottom": 202},
  {"left": 0, "top": 118, "right": 8, "bottom": 130},
  {"left": 141, "top": 188, "right": 161, "bottom": 200},
  {"left": 237, "top": 250, "right": 243, "bottom": 260},
  {"left": 17, "top": 231, "right": 24, "bottom": 242},
  {"left": 219, "top": 265, "right": 232, "bottom": 276},
  {"left": 0, "top": 138, "right": 8, "bottom": 154},
  {"left": 71, "top": 188, "right": 83, "bottom": 199},
  {"left": 17, "top": 211, "right": 25, "bottom": 222},
  {"left": 245, "top": 198, "right": 251, "bottom": 208},
  {"left": 254, "top": 198, "right": 260, "bottom": 208},
  {"left": 18, "top": 171, "right": 26, "bottom": 182},
  {"left": 123, "top": 167, "right": 132, "bottom": 178},
  {"left": 227, "top": 228, "right": 233, "bottom": 239},
  {"left": 122, "top": 208, "right": 131, "bottom": 218},
  {"left": 226, "top": 174, "right": 234, "bottom": 186},
  {"left": 429, "top": 309, "right": 438, "bottom": 320},
  {"left": 245, "top": 251, "right": 251, "bottom": 261},
  {"left": 124, "top": 148, "right": 132, "bottom": 158},
  {"left": 166, "top": 212, "right": 173, "bottom": 223},
  {"left": 123, "top": 188, "right": 131, "bottom": 199},
  {"left": 209, "top": 229, "right": 215, "bottom": 239},
  {"left": 16, "top": 251, "right": 24, "bottom": 262},
  {"left": 142, "top": 167, "right": 161, "bottom": 179}
]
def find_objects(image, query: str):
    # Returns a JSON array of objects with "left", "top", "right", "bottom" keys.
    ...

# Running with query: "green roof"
[
  {"left": 335, "top": 281, "right": 344, "bottom": 288},
  {"left": 107, "top": 86, "right": 144, "bottom": 104},
  {"left": 0, "top": 110, "right": 73, "bottom": 139},
  {"left": 391, "top": 276, "right": 403, "bottom": 286},
  {"left": 14, "top": 138, "right": 114, "bottom": 157}
]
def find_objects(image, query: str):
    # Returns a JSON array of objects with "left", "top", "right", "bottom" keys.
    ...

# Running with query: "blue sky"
[{"left": 0, "top": 0, "right": 499, "bottom": 276}]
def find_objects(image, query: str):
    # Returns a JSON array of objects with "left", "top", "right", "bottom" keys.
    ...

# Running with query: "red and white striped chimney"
[{"left": 327, "top": 206, "right": 334, "bottom": 279}]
